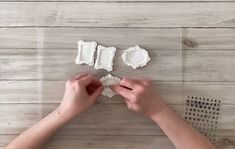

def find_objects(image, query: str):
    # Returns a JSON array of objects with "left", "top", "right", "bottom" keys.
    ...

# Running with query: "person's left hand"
[
  {"left": 111, "top": 77, "right": 165, "bottom": 118},
  {"left": 58, "top": 74, "right": 104, "bottom": 121}
]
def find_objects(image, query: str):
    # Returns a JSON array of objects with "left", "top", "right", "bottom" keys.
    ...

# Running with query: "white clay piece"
[
  {"left": 94, "top": 45, "right": 116, "bottom": 71},
  {"left": 122, "top": 45, "right": 150, "bottom": 69},
  {"left": 100, "top": 74, "right": 121, "bottom": 98},
  {"left": 75, "top": 40, "right": 97, "bottom": 66}
]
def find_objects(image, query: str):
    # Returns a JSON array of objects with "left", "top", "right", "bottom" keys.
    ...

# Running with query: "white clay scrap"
[
  {"left": 94, "top": 45, "right": 116, "bottom": 71},
  {"left": 122, "top": 45, "right": 150, "bottom": 69},
  {"left": 100, "top": 74, "right": 121, "bottom": 98},
  {"left": 75, "top": 40, "right": 97, "bottom": 66}
]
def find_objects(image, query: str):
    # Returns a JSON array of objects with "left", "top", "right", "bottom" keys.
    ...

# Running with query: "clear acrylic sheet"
[
  {"left": 0, "top": 27, "right": 183, "bottom": 132},
  {"left": 40, "top": 28, "right": 183, "bottom": 102}
]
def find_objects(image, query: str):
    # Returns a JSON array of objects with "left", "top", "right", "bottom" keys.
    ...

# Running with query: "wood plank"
[
  {"left": 182, "top": 82, "right": 235, "bottom": 105},
  {"left": 0, "top": 81, "right": 182, "bottom": 104},
  {"left": 183, "top": 50, "right": 235, "bottom": 81},
  {"left": 0, "top": 49, "right": 182, "bottom": 81},
  {"left": 0, "top": 2, "right": 235, "bottom": 27},
  {"left": 2, "top": 48, "right": 235, "bottom": 82},
  {"left": 0, "top": 28, "right": 181, "bottom": 50},
  {"left": 183, "top": 28, "right": 235, "bottom": 50},
  {"left": 0, "top": 50, "right": 38, "bottom": 80},
  {"left": 0, "top": 135, "right": 175, "bottom": 149},
  {"left": 46, "top": 135, "right": 235, "bottom": 149},
  {"left": 2, "top": 0, "right": 235, "bottom": 1},
  {"left": 1, "top": 135, "right": 234, "bottom": 149},
  {"left": 45, "top": 136, "right": 235, "bottom": 149},
  {"left": 2, "top": 81, "right": 235, "bottom": 105},
  {"left": 0, "top": 104, "right": 234, "bottom": 136}
]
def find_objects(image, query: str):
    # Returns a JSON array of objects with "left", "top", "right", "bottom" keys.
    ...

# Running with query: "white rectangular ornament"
[
  {"left": 94, "top": 45, "right": 116, "bottom": 71},
  {"left": 75, "top": 40, "right": 97, "bottom": 66}
]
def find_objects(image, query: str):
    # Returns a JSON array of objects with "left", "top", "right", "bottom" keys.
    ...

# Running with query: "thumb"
[
  {"left": 110, "top": 85, "right": 133, "bottom": 100},
  {"left": 111, "top": 85, "right": 132, "bottom": 108},
  {"left": 90, "top": 86, "right": 104, "bottom": 102}
]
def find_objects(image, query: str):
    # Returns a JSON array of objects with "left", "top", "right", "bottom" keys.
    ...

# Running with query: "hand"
[
  {"left": 58, "top": 74, "right": 104, "bottom": 121},
  {"left": 111, "top": 77, "right": 166, "bottom": 118}
]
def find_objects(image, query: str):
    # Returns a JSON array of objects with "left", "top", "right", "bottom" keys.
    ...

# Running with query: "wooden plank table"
[{"left": 0, "top": 1, "right": 235, "bottom": 149}]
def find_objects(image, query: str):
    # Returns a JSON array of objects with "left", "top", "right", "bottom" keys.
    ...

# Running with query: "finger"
[
  {"left": 110, "top": 85, "right": 134, "bottom": 100},
  {"left": 131, "top": 79, "right": 144, "bottom": 85},
  {"left": 120, "top": 78, "right": 138, "bottom": 89},
  {"left": 71, "top": 74, "right": 88, "bottom": 80},
  {"left": 87, "top": 79, "right": 102, "bottom": 90},
  {"left": 79, "top": 75, "right": 96, "bottom": 86},
  {"left": 90, "top": 86, "right": 104, "bottom": 101},
  {"left": 124, "top": 77, "right": 151, "bottom": 85},
  {"left": 122, "top": 97, "right": 132, "bottom": 109},
  {"left": 128, "top": 79, "right": 151, "bottom": 89},
  {"left": 92, "top": 79, "right": 103, "bottom": 87},
  {"left": 139, "top": 78, "right": 152, "bottom": 86},
  {"left": 86, "top": 84, "right": 97, "bottom": 95},
  {"left": 126, "top": 101, "right": 132, "bottom": 109},
  {"left": 86, "top": 80, "right": 103, "bottom": 95}
]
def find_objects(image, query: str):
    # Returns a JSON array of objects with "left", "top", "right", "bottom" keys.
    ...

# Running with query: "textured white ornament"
[
  {"left": 122, "top": 45, "right": 150, "bottom": 69},
  {"left": 94, "top": 45, "right": 116, "bottom": 71},
  {"left": 100, "top": 74, "right": 121, "bottom": 98},
  {"left": 75, "top": 40, "right": 97, "bottom": 66}
]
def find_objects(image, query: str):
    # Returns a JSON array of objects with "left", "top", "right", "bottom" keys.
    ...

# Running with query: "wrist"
[
  {"left": 149, "top": 98, "right": 168, "bottom": 120},
  {"left": 54, "top": 106, "right": 74, "bottom": 124}
]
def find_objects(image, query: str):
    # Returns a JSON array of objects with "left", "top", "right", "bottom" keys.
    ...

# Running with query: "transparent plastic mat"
[
  {"left": 0, "top": 27, "right": 183, "bottom": 124},
  {"left": 39, "top": 28, "right": 183, "bottom": 103}
]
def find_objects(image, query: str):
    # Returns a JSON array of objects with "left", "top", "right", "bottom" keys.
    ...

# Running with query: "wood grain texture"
[
  {"left": 1, "top": 135, "right": 235, "bottom": 149},
  {"left": 0, "top": 104, "right": 234, "bottom": 136},
  {"left": 2, "top": 48, "right": 235, "bottom": 81},
  {"left": 1, "top": 81, "right": 235, "bottom": 104},
  {"left": 0, "top": 81, "right": 182, "bottom": 104},
  {"left": 0, "top": 0, "right": 235, "bottom": 148},
  {"left": 0, "top": 2, "right": 235, "bottom": 27},
  {"left": 183, "top": 50, "right": 235, "bottom": 81},
  {"left": 0, "top": 135, "right": 176, "bottom": 149},
  {"left": 0, "top": 28, "right": 181, "bottom": 50},
  {"left": 2, "top": 0, "right": 235, "bottom": 1},
  {"left": 182, "top": 82, "right": 235, "bottom": 105},
  {"left": 0, "top": 49, "right": 182, "bottom": 81},
  {"left": 2, "top": 27, "right": 235, "bottom": 51},
  {"left": 183, "top": 28, "right": 235, "bottom": 50}
]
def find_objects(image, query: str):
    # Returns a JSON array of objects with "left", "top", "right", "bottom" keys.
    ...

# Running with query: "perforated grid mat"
[{"left": 185, "top": 96, "right": 221, "bottom": 142}]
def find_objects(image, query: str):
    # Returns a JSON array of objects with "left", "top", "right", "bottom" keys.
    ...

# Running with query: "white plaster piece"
[
  {"left": 122, "top": 45, "right": 150, "bottom": 69},
  {"left": 94, "top": 45, "right": 116, "bottom": 71},
  {"left": 100, "top": 74, "right": 121, "bottom": 98},
  {"left": 75, "top": 40, "right": 97, "bottom": 66}
]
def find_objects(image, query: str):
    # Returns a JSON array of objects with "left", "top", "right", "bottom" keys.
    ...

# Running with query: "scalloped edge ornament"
[
  {"left": 122, "top": 45, "right": 150, "bottom": 69},
  {"left": 100, "top": 74, "right": 121, "bottom": 98},
  {"left": 75, "top": 40, "right": 97, "bottom": 66}
]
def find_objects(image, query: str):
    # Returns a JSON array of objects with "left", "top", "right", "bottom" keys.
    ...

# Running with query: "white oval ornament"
[
  {"left": 122, "top": 46, "right": 150, "bottom": 69},
  {"left": 100, "top": 74, "right": 121, "bottom": 98}
]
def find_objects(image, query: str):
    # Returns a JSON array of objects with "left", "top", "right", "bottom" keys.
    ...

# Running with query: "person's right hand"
[
  {"left": 59, "top": 74, "right": 104, "bottom": 121},
  {"left": 111, "top": 78, "right": 166, "bottom": 118}
]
